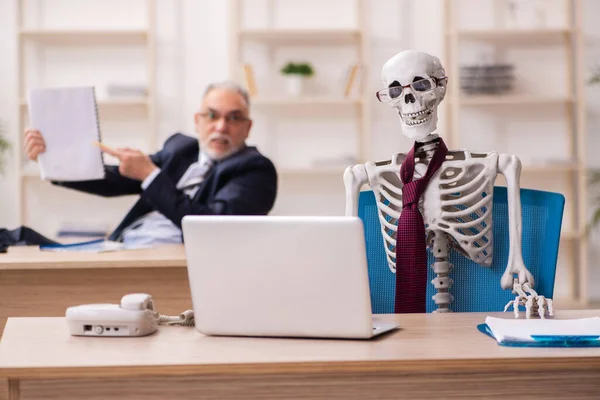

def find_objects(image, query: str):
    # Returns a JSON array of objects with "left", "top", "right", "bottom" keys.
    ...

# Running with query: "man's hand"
[
  {"left": 24, "top": 128, "right": 46, "bottom": 161},
  {"left": 94, "top": 142, "right": 158, "bottom": 181}
]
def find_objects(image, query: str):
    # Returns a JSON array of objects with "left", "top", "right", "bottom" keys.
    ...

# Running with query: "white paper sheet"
[
  {"left": 485, "top": 316, "right": 600, "bottom": 343},
  {"left": 28, "top": 86, "right": 105, "bottom": 181}
]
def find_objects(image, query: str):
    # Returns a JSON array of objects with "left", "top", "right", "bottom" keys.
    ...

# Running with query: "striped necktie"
[
  {"left": 176, "top": 158, "right": 214, "bottom": 192},
  {"left": 395, "top": 138, "right": 448, "bottom": 313}
]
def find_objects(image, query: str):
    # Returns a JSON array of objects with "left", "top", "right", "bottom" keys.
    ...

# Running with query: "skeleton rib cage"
[{"left": 368, "top": 150, "right": 498, "bottom": 274}]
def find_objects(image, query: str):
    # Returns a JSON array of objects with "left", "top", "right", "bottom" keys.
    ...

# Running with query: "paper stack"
[{"left": 480, "top": 316, "right": 600, "bottom": 347}]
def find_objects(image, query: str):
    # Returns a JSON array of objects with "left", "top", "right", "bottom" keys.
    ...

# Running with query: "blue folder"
[
  {"left": 39, "top": 239, "right": 149, "bottom": 252},
  {"left": 477, "top": 323, "right": 600, "bottom": 347}
]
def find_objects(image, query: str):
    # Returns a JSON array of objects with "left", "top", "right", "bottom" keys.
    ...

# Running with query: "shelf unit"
[
  {"left": 455, "top": 94, "right": 574, "bottom": 106},
  {"left": 15, "top": 0, "right": 157, "bottom": 232},
  {"left": 452, "top": 28, "right": 573, "bottom": 43},
  {"left": 444, "top": 0, "right": 587, "bottom": 304},
  {"left": 277, "top": 167, "right": 348, "bottom": 175},
  {"left": 18, "top": 29, "right": 150, "bottom": 45},
  {"left": 238, "top": 28, "right": 362, "bottom": 42},
  {"left": 228, "top": 0, "right": 369, "bottom": 179},
  {"left": 251, "top": 96, "right": 364, "bottom": 106},
  {"left": 19, "top": 98, "right": 151, "bottom": 110}
]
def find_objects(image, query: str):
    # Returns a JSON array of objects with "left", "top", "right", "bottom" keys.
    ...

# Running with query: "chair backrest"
[{"left": 358, "top": 186, "right": 565, "bottom": 313}]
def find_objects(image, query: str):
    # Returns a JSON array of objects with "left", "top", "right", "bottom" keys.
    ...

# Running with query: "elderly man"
[{"left": 18, "top": 81, "right": 277, "bottom": 246}]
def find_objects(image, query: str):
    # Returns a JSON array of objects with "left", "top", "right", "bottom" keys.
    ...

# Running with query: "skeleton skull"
[{"left": 380, "top": 50, "right": 447, "bottom": 141}]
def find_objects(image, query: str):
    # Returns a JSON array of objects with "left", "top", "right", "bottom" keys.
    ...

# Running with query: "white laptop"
[{"left": 181, "top": 215, "right": 399, "bottom": 339}]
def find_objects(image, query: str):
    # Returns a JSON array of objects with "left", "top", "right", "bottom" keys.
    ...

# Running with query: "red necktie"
[{"left": 395, "top": 138, "right": 448, "bottom": 313}]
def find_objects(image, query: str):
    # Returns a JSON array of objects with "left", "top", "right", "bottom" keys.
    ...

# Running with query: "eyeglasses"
[
  {"left": 198, "top": 110, "right": 250, "bottom": 125},
  {"left": 375, "top": 77, "right": 447, "bottom": 102}
]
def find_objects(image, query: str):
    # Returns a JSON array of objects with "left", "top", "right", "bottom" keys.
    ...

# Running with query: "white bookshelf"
[
  {"left": 444, "top": 0, "right": 588, "bottom": 304},
  {"left": 15, "top": 0, "right": 157, "bottom": 236},
  {"left": 229, "top": 0, "right": 369, "bottom": 179}
]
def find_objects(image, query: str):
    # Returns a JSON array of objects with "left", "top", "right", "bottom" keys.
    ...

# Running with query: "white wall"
[
  {"left": 0, "top": 0, "right": 20, "bottom": 228},
  {"left": 0, "top": 0, "right": 190, "bottom": 234},
  {"left": 0, "top": 0, "right": 419, "bottom": 232},
  {"left": 1, "top": 0, "right": 599, "bottom": 300},
  {"left": 582, "top": 0, "right": 600, "bottom": 301}
]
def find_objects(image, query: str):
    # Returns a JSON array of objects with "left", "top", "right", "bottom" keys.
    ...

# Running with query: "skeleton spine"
[{"left": 430, "top": 231, "right": 454, "bottom": 312}]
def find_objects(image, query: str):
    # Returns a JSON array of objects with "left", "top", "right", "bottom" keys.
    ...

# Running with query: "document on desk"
[
  {"left": 39, "top": 239, "right": 151, "bottom": 253},
  {"left": 28, "top": 86, "right": 105, "bottom": 181},
  {"left": 479, "top": 316, "right": 600, "bottom": 347}
]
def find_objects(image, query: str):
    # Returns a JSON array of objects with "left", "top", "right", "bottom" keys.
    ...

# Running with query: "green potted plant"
[
  {"left": 0, "top": 121, "right": 11, "bottom": 174},
  {"left": 280, "top": 62, "right": 314, "bottom": 96}
]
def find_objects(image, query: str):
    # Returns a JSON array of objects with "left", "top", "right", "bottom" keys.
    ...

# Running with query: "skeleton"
[
  {"left": 344, "top": 50, "right": 547, "bottom": 317},
  {"left": 504, "top": 279, "right": 554, "bottom": 319}
]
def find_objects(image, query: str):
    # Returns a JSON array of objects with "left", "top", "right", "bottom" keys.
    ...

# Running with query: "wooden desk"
[
  {"left": 2, "top": 311, "right": 600, "bottom": 400},
  {"left": 0, "top": 245, "right": 190, "bottom": 400},
  {"left": 0, "top": 245, "right": 189, "bottom": 337},
  {"left": 0, "top": 244, "right": 186, "bottom": 270}
]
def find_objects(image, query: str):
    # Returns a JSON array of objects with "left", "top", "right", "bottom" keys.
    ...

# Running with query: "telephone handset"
[
  {"left": 66, "top": 293, "right": 194, "bottom": 337},
  {"left": 120, "top": 293, "right": 156, "bottom": 312},
  {"left": 66, "top": 293, "right": 158, "bottom": 337}
]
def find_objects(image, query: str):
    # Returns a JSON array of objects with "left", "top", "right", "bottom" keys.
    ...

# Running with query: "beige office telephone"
[{"left": 65, "top": 293, "right": 194, "bottom": 337}]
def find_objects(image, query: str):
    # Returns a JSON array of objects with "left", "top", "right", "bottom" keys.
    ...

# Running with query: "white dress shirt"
[{"left": 120, "top": 152, "right": 214, "bottom": 245}]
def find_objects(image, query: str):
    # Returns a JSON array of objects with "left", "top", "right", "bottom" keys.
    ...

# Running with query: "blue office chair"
[{"left": 358, "top": 186, "right": 565, "bottom": 313}]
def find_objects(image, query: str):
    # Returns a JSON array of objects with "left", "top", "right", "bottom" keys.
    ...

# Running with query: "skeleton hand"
[{"left": 504, "top": 278, "right": 554, "bottom": 319}]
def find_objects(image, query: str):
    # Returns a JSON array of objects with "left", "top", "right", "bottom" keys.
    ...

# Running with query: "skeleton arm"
[
  {"left": 497, "top": 154, "right": 535, "bottom": 290},
  {"left": 343, "top": 164, "right": 369, "bottom": 216}
]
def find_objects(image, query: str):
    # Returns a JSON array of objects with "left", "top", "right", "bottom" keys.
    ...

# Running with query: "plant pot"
[{"left": 285, "top": 75, "right": 304, "bottom": 97}]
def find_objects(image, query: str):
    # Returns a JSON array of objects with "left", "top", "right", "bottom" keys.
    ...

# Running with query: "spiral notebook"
[{"left": 28, "top": 86, "right": 105, "bottom": 181}]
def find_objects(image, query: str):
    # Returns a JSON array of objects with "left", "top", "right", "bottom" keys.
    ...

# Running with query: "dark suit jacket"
[{"left": 55, "top": 133, "right": 278, "bottom": 241}]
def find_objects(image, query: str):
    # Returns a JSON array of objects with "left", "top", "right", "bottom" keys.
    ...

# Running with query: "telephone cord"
[{"left": 155, "top": 310, "right": 195, "bottom": 327}]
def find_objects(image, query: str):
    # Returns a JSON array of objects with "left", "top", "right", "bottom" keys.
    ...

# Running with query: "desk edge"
[{"left": 2, "top": 357, "right": 600, "bottom": 379}]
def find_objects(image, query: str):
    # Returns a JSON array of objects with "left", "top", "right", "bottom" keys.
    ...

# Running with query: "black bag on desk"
[{"left": 0, "top": 226, "right": 59, "bottom": 253}]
